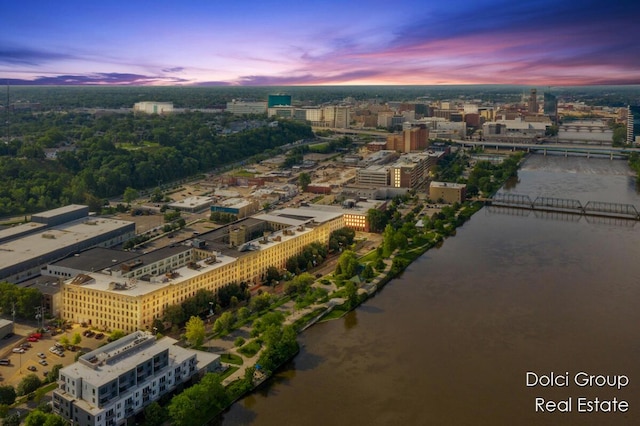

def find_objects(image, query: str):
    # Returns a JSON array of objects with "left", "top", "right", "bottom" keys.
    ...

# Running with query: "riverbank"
[{"left": 163, "top": 151, "right": 523, "bottom": 425}]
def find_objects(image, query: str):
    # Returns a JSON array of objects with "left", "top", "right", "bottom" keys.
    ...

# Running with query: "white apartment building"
[{"left": 53, "top": 331, "right": 220, "bottom": 426}]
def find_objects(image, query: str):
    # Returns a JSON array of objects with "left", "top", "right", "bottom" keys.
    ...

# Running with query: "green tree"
[
  {"left": 382, "top": 224, "right": 397, "bottom": 257},
  {"left": 43, "top": 414, "right": 67, "bottom": 426},
  {"left": 344, "top": 281, "right": 358, "bottom": 309},
  {"left": 123, "top": 187, "right": 139, "bottom": 204},
  {"left": 58, "top": 335, "right": 69, "bottom": 348},
  {"left": 337, "top": 250, "right": 359, "bottom": 279},
  {"left": 257, "top": 325, "right": 299, "bottom": 374},
  {"left": 362, "top": 264, "right": 375, "bottom": 280},
  {"left": 167, "top": 392, "right": 197, "bottom": 426},
  {"left": 0, "top": 385, "right": 16, "bottom": 405},
  {"left": 71, "top": 332, "right": 82, "bottom": 347},
  {"left": 108, "top": 329, "right": 126, "bottom": 342},
  {"left": 2, "top": 413, "right": 20, "bottom": 426},
  {"left": 265, "top": 266, "right": 281, "bottom": 285},
  {"left": 17, "top": 373, "right": 42, "bottom": 396},
  {"left": 212, "top": 311, "right": 234, "bottom": 334},
  {"left": 185, "top": 316, "right": 205, "bottom": 347},
  {"left": 24, "top": 410, "right": 48, "bottom": 426},
  {"left": 366, "top": 208, "right": 387, "bottom": 233},
  {"left": 250, "top": 292, "right": 272, "bottom": 313},
  {"left": 143, "top": 401, "right": 166, "bottom": 426},
  {"left": 46, "top": 364, "right": 64, "bottom": 383},
  {"left": 298, "top": 172, "right": 311, "bottom": 191}
]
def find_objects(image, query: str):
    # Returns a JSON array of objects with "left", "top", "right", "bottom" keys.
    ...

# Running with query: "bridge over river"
[{"left": 482, "top": 193, "right": 640, "bottom": 220}]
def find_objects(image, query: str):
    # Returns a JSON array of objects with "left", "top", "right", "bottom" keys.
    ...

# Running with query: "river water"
[{"left": 220, "top": 155, "right": 640, "bottom": 426}]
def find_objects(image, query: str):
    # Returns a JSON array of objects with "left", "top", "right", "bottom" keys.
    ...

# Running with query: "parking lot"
[{"left": 0, "top": 323, "right": 108, "bottom": 387}]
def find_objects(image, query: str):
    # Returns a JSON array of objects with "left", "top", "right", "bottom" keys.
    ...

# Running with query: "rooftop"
[{"left": 0, "top": 217, "right": 135, "bottom": 271}]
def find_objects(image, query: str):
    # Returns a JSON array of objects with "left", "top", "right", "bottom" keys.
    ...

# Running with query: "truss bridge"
[{"left": 484, "top": 193, "right": 640, "bottom": 220}]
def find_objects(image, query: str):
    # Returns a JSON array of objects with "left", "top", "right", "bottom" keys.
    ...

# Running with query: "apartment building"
[{"left": 53, "top": 331, "right": 220, "bottom": 426}]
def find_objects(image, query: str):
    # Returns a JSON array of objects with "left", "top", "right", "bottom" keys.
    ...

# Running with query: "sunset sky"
[{"left": 1, "top": 0, "right": 639, "bottom": 86}]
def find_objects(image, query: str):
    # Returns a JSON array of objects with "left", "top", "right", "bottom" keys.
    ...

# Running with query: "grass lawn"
[
  {"left": 220, "top": 366, "right": 239, "bottom": 381},
  {"left": 221, "top": 353, "right": 244, "bottom": 365},
  {"left": 238, "top": 340, "right": 261, "bottom": 357}
]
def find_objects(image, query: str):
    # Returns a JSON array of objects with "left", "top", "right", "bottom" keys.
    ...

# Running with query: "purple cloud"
[
  {"left": 3, "top": 73, "right": 189, "bottom": 86},
  {"left": 0, "top": 47, "right": 76, "bottom": 65}
]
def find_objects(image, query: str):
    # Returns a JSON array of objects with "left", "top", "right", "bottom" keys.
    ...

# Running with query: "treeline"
[
  {"left": 0, "top": 282, "right": 43, "bottom": 319},
  {"left": 0, "top": 111, "right": 313, "bottom": 216}
]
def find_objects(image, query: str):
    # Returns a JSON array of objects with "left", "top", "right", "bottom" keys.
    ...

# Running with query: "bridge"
[
  {"left": 457, "top": 140, "right": 640, "bottom": 159},
  {"left": 484, "top": 193, "right": 640, "bottom": 220}
]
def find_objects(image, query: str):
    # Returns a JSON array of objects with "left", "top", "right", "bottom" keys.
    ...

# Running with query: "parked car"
[
  {"left": 0, "top": 359, "right": 10, "bottom": 365},
  {"left": 12, "top": 348, "right": 25, "bottom": 354},
  {"left": 37, "top": 352, "right": 46, "bottom": 359},
  {"left": 95, "top": 333, "right": 104, "bottom": 339},
  {"left": 27, "top": 337, "right": 39, "bottom": 342},
  {"left": 39, "top": 359, "right": 48, "bottom": 366},
  {"left": 27, "top": 366, "right": 37, "bottom": 372}
]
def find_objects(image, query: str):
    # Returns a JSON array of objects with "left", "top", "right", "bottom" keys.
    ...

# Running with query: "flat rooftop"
[
  {"left": 31, "top": 204, "right": 88, "bottom": 220},
  {"left": 0, "top": 222, "right": 47, "bottom": 243},
  {"left": 49, "top": 247, "right": 140, "bottom": 272},
  {"left": 0, "top": 217, "right": 135, "bottom": 271}
]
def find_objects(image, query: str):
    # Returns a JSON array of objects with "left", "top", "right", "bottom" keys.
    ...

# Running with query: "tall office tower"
[
  {"left": 628, "top": 106, "right": 640, "bottom": 145},
  {"left": 268, "top": 93, "right": 292, "bottom": 108},
  {"left": 334, "top": 106, "right": 350, "bottom": 128},
  {"left": 529, "top": 89, "right": 538, "bottom": 114},
  {"left": 543, "top": 92, "right": 558, "bottom": 122}
]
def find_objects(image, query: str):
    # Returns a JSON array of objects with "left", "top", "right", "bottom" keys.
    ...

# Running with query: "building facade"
[
  {"left": 133, "top": 102, "right": 173, "bottom": 115},
  {"left": 429, "top": 181, "right": 467, "bottom": 204},
  {"left": 53, "top": 331, "right": 219, "bottom": 426},
  {"left": 226, "top": 100, "right": 267, "bottom": 115},
  {"left": 61, "top": 209, "right": 344, "bottom": 333}
]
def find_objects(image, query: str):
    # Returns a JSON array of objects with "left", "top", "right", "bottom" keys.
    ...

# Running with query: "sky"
[{"left": 1, "top": 0, "right": 639, "bottom": 86}]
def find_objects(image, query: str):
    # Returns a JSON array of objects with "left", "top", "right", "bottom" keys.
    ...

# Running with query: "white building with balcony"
[{"left": 53, "top": 331, "right": 219, "bottom": 426}]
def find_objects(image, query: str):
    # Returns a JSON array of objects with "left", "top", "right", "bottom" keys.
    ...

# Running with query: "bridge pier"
[
  {"left": 565, "top": 150, "right": 568, "bottom": 157},
  {"left": 543, "top": 149, "right": 547, "bottom": 156}
]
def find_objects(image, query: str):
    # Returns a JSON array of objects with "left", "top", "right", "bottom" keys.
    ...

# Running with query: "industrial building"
[
  {"left": 60, "top": 208, "right": 344, "bottom": 333},
  {"left": 53, "top": 331, "right": 220, "bottom": 426},
  {"left": 0, "top": 206, "right": 135, "bottom": 283},
  {"left": 0, "top": 319, "right": 13, "bottom": 340}
]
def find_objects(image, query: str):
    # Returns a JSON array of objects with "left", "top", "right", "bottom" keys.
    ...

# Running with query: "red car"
[
  {"left": 30, "top": 333, "right": 43, "bottom": 339},
  {"left": 27, "top": 337, "right": 39, "bottom": 342}
]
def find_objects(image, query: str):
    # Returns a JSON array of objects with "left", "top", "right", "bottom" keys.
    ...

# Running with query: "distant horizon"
[{"left": 2, "top": 1, "right": 639, "bottom": 87}]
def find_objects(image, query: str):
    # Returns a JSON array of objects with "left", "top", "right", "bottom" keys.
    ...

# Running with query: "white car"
[
  {"left": 37, "top": 352, "right": 46, "bottom": 359},
  {"left": 12, "top": 348, "right": 25, "bottom": 353}
]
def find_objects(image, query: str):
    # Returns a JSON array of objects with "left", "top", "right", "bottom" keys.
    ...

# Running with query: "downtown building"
[{"left": 53, "top": 331, "right": 220, "bottom": 426}]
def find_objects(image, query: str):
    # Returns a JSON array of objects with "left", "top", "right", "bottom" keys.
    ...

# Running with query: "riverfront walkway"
[{"left": 208, "top": 250, "right": 396, "bottom": 387}]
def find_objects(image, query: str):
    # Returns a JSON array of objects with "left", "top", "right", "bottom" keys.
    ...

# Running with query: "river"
[{"left": 220, "top": 154, "right": 640, "bottom": 426}]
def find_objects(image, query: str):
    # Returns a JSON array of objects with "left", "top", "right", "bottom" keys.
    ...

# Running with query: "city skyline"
[{"left": 1, "top": 0, "right": 639, "bottom": 87}]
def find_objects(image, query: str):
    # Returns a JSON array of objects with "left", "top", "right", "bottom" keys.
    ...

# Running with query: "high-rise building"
[
  {"left": 268, "top": 93, "right": 292, "bottom": 108},
  {"left": 544, "top": 93, "right": 558, "bottom": 122},
  {"left": 627, "top": 106, "right": 640, "bottom": 145},
  {"left": 529, "top": 89, "right": 538, "bottom": 114}
]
